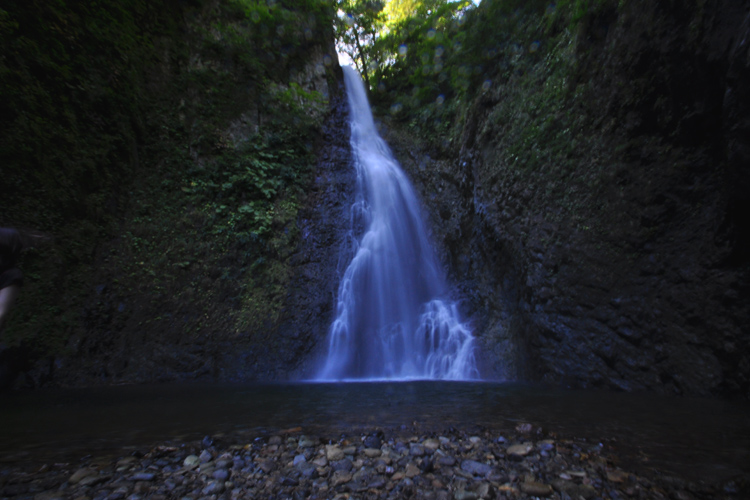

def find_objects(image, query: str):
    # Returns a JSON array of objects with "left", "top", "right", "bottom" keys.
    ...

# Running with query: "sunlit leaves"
[{"left": 334, "top": 0, "right": 386, "bottom": 85}]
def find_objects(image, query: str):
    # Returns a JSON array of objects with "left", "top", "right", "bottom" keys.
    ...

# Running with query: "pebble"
[
  {"left": 69, "top": 468, "right": 96, "bottom": 484},
  {"left": 410, "top": 443, "right": 426, "bottom": 456},
  {"left": 201, "top": 480, "right": 224, "bottom": 495},
  {"left": 404, "top": 463, "right": 420, "bottom": 478},
  {"left": 423, "top": 438, "right": 440, "bottom": 451},
  {"left": 521, "top": 481, "right": 553, "bottom": 496},
  {"left": 330, "top": 471, "right": 352, "bottom": 487},
  {"left": 298, "top": 435, "right": 317, "bottom": 448},
  {"left": 325, "top": 444, "right": 344, "bottom": 461},
  {"left": 0, "top": 425, "right": 722, "bottom": 500},
  {"left": 507, "top": 442, "right": 533, "bottom": 456},
  {"left": 331, "top": 458, "right": 352, "bottom": 472},
  {"left": 460, "top": 459, "right": 492, "bottom": 477},
  {"left": 182, "top": 455, "right": 200, "bottom": 468},
  {"left": 129, "top": 473, "right": 154, "bottom": 481}
]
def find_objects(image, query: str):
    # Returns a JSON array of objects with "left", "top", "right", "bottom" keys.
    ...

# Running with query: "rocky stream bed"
[{"left": 1, "top": 421, "right": 746, "bottom": 500}]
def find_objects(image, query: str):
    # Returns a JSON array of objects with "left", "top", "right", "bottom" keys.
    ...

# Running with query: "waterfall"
[{"left": 316, "top": 66, "right": 478, "bottom": 381}]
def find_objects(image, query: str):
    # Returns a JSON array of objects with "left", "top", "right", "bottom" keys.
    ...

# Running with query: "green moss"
[{"left": 0, "top": 0, "right": 337, "bottom": 360}]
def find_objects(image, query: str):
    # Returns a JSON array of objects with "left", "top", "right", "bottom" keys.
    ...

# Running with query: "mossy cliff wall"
[
  {"left": 1, "top": 0, "right": 353, "bottom": 387},
  {"left": 384, "top": 0, "right": 750, "bottom": 397},
  {"left": 3, "top": 0, "right": 748, "bottom": 398}
]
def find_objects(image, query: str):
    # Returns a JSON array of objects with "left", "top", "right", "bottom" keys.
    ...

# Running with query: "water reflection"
[{"left": 0, "top": 381, "right": 748, "bottom": 484}]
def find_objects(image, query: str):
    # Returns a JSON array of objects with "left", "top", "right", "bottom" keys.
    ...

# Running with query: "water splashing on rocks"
[{"left": 316, "top": 67, "right": 478, "bottom": 381}]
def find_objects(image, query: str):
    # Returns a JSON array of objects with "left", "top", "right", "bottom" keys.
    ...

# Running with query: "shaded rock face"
[
  {"left": 266, "top": 86, "right": 355, "bottom": 379},
  {"left": 387, "top": 0, "right": 750, "bottom": 397},
  {"left": 40, "top": 86, "right": 352, "bottom": 388},
  {"left": 2, "top": 5, "right": 353, "bottom": 388}
]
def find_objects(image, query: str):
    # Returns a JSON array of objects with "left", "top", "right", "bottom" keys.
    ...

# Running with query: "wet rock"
[
  {"left": 293, "top": 454, "right": 307, "bottom": 466},
  {"left": 298, "top": 462, "right": 317, "bottom": 478},
  {"left": 506, "top": 443, "right": 533, "bottom": 457},
  {"left": 326, "top": 445, "right": 344, "bottom": 461},
  {"left": 454, "top": 488, "right": 478, "bottom": 500},
  {"left": 268, "top": 436, "right": 282, "bottom": 445},
  {"left": 259, "top": 460, "right": 275, "bottom": 473},
  {"left": 405, "top": 463, "right": 420, "bottom": 478},
  {"left": 201, "top": 436, "right": 214, "bottom": 448},
  {"left": 213, "top": 469, "right": 229, "bottom": 481},
  {"left": 368, "top": 478, "right": 386, "bottom": 489},
  {"left": 79, "top": 473, "right": 111, "bottom": 486},
  {"left": 538, "top": 440, "right": 555, "bottom": 451},
  {"left": 476, "top": 482, "right": 493, "bottom": 499},
  {"left": 298, "top": 435, "right": 317, "bottom": 448},
  {"left": 437, "top": 455, "right": 456, "bottom": 466},
  {"left": 201, "top": 481, "right": 225, "bottom": 495},
  {"left": 520, "top": 481, "right": 553, "bottom": 496},
  {"left": 129, "top": 473, "right": 155, "bottom": 482},
  {"left": 606, "top": 469, "right": 630, "bottom": 483},
  {"left": 515, "top": 423, "right": 533, "bottom": 434},
  {"left": 330, "top": 471, "right": 352, "bottom": 487},
  {"left": 279, "top": 476, "right": 299, "bottom": 486},
  {"left": 69, "top": 468, "right": 97, "bottom": 484},
  {"left": 199, "top": 450, "right": 212, "bottom": 463},
  {"left": 363, "top": 432, "right": 383, "bottom": 449},
  {"left": 460, "top": 459, "right": 492, "bottom": 477},
  {"left": 331, "top": 458, "right": 353, "bottom": 472},
  {"left": 410, "top": 443, "right": 426, "bottom": 456},
  {"left": 182, "top": 455, "right": 200, "bottom": 469},
  {"left": 423, "top": 438, "right": 440, "bottom": 451}
]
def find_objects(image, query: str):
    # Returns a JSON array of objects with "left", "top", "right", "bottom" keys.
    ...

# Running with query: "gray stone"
[
  {"left": 506, "top": 443, "right": 533, "bottom": 457},
  {"left": 129, "top": 473, "right": 155, "bottom": 482},
  {"left": 69, "top": 467, "right": 96, "bottom": 484},
  {"left": 332, "top": 458, "right": 353, "bottom": 472},
  {"left": 410, "top": 444, "right": 426, "bottom": 456},
  {"left": 454, "top": 489, "right": 478, "bottom": 500},
  {"left": 520, "top": 482, "right": 553, "bottom": 497},
  {"left": 460, "top": 460, "right": 493, "bottom": 477},
  {"left": 326, "top": 445, "right": 344, "bottom": 461},
  {"left": 183, "top": 455, "right": 200, "bottom": 469},
  {"left": 201, "top": 481, "right": 225, "bottom": 495},
  {"left": 298, "top": 435, "right": 317, "bottom": 448}
]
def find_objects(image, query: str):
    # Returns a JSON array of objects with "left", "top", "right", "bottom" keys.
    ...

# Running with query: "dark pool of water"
[{"left": 0, "top": 381, "right": 748, "bottom": 483}]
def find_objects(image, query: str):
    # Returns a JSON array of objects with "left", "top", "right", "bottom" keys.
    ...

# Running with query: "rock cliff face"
[
  {"left": 386, "top": 0, "right": 750, "bottom": 398},
  {"left": 3, "top": 0, "right": 748, "bottom": 398},
  {"left": 1, "top": 0, "right": 353, "bottom": 388}
]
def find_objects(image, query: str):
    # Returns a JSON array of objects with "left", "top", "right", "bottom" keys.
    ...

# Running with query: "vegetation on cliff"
[
  {"left": 361, "top": 0, "right": 750, "bottom": 397},
  {"left": 0, "top": 0, "right": 340, "bottom": 385},
  {"left": 2, "top": 0, "right": 748, "bottom": 396}
]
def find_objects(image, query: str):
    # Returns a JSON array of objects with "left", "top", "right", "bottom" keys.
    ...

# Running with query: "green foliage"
[
  {"left": 355, "top": 0, "right": 620, "bottom": 146},
  {"left": 0, "top": 0, "right": 335, "bottom": 357},
  {"left": 335, "top": 0, "right": 386, "bottom": 86}
]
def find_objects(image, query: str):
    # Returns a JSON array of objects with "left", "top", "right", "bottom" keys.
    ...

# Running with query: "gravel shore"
[{"left": 1, "top": 421, "right": 746, "bottom": 500}]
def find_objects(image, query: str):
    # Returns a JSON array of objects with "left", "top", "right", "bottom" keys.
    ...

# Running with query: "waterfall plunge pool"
[{"left": 1, "top": 381, "right": 748, "bottom": 484}]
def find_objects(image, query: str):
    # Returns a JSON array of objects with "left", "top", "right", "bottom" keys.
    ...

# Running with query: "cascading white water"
[{"left": 316, "top": 66, "right": 478, "bottom": 381}]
